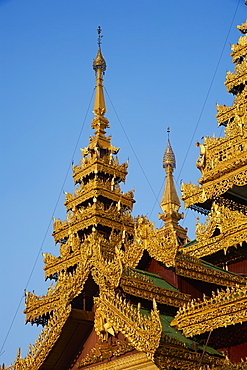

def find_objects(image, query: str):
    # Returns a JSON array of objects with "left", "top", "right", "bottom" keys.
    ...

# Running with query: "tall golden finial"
[
  {"left": 88, "top": 26, "right": 112, "bottom": 152},
  {"left": 92, "top": 26, "right": 108, "bottom": 129},
  {"left": 158, "top": 128, "right": 188, "bottom": 244},
  {"left": 161, "top": 128, "right": 179, "bottom": 209}
]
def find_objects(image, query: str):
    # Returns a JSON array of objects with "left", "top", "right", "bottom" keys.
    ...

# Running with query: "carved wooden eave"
[
  {"left": 10, "top": 305, "right": 73, "bottom": 370},
  {"left": 176, "top": 252, "right": 247, "bottom": 288},
  {"left": 78, "top": 352, "right": 159, "bottom": 370},
  {"left": 225, "top": 57, "right": 247, "bottom": 93},
  {"left": 64, "top": 179, "right": 135, "bottom": 212},
  {"left": 72, "top": 156, "right": 128, "bottom": 184},
  {"left": 180, "top": 200, "right": 247, "bottom": 260},
  {"left": 27, "top": 231, "right": 123, "bottom": 324},
  {"left": 180, "top": 226, "right": 247, "bottom": 260},
  {"left": 76, "top": 340, "right": 136, "bottom": 368},
  {"left": 133, "top": 217, "right": 179, "bottom": 268},
  {"left": 182, "top": 22, "right": 247, "bottom": 213},
  {"left": 216, "top": 103, "right": 237, "bottom": 127},
  {"left": 76, "top": 335, "right": 224, "bottom": 370},
  {"left": 154, "top": 343, "right": 224, "bottom": 370},
  {"left": 171, "top": 285, "right": 247, "bottom": 337},
  {"left": 44, "top": 216, "right": 179, "bottom": 284},
  {"left": 52, "top": 202, "right": 135, "bottom": 243},
  {"left": 152, "top": 313, "right": 224, "bottom": 369},
  {"left": 231, "top": 28, "right": 247, "bottom": 63},
  {"left": 12, "top": 308, "right": 94, "bottom": 370},
  {"left": 205, "top": 358, "right": 247, "bottom": 370},
  {"left": 120, "top": 272, "right": 191, "bottom": 308},
  {"left": 181, "top": 136, "right": 247, "bottom": 210},
  {"left": 199, "top": 135, "right": 247, "bottom": 186},
  {"left": 44, "top": 249, "right": 81, "bottom": 278},
  {"left": 25, "top": 261, "right": 91, "bottom": 324},
  {"left": 216, "top": 87, "right": 247, "bottom": 126},
  {"left": 44, "top": 232, "right": 90, "bottom": 278},
  {"left": 94, "top": 289, "right": 162, "bottom": 359}
]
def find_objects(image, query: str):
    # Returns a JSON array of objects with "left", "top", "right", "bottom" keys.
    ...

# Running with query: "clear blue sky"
[{"left": 0, "top": 0, "right": 246, "bottom": 366}]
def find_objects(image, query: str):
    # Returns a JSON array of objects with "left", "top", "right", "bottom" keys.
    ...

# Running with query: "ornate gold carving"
[
  {"left": 206, "top": 358, "right": 247, "bottom": 370},
  {"left": 12, "top": 305, "right": 71, "bottom": 370},
  {"left": 171, "top": 285, "right": 247, "bottom": 337},
  {"left": 79, "top": 352, "right": 159, "bottom": 370},
  {"left": 65, "top": 177, "right": 134, "bottom": 212},
  {"left": 72, "top": 157, "right": 128, "bottom": 184},
  {"left": 176, "top": 252, "right": 246, "bottom": 287},
  {"left": 182, "top": 83, "right": 247, "bottom": 209},
  {"left": 121, "top": 273, "right": 190, "bottom": 307},
  {"left": 25, "top": 261, "right": 90, "bottom": 323},
  {"left": 133, "top": 217, "right": 178, "bottom": 267},
  {"left": 182, "top": 201, "right": 247, "bottom": 259},
  {"left": 76, "top": 340, "right": 134, "bottom": 368},
  {"left": 225, "top": 57, "right": 247, "bottom": 92},
  {"left": 231, "top": 29, "right": 247, "bottom": 61},
  {"left": 154, "top": 344, "right": 224, "bottom": 370},
  {"left": 29, "top": 231, "right": 125, "bottom": 322},
  {"left": 52, "top": 201, "right": 134, "bottom": 243},
  {"left": 181, "top": 182, "right": 205, "bottom": 209},
  {"left": 94, "top": 290, "right": 162, "bottom": 359},
  {"left": 10, "top": 29, "right": 185, "bottom": 370},
  {"left": 182, "top": 163, "right": 247, "bottom": 209},
  {"left": 91, "top": 236, "right": 123, "bottom": 290}
]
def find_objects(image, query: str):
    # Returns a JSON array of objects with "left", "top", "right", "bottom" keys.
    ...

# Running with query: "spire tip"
[
  {"left": 167, "top": 126, "right": 170, "bottom": 139},
  {"left": 163, "top": 129, "right": 176, "bottom": 169},
  {"left": 93, "top": 26, "right": 106, "bottom": 74}
]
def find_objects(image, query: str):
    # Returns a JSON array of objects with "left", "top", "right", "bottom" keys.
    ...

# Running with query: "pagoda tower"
[
  {"left": 58, "top": 28, "right": 134, "bottom": 248},
  {"left": 7, "top": 26, "right": 238, "bottom": 370},
  {"left": 158, "top": 129, "right": 188, "bottom": 246},
  {"left": 44, "top": 27, "right": 135, "bottom": 283},
  {"left": 19, "top": 28, "right": 163, "bottom": 370},
  {"left": 171, "top": 19, "right": 247, "bottom": 364},
  {"left": 179, "top": 19, "right": 247, "bottom": 272}
]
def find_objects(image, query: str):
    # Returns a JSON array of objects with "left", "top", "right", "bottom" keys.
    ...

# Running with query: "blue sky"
[{"left": 0, "top": 0, "right": 246, "bottom": 366}]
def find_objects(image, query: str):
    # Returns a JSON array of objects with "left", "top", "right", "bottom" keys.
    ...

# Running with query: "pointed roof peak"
[
  {"left": 159, "top": 131, "right": 188, "bottom": 244},
  {"left": 163, "top": 128, "right": 176, "bottom": 170},
  {"left": 93, "top": 26, "right": 106, "bottom": 74}
]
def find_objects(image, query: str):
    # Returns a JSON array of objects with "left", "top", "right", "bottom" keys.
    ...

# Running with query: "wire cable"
[
  {"left": 104, "top": 88, "right": 160, "bottom": 208},
  {"left": 0, "top": 88, "right": 95, "bottom": 358}
]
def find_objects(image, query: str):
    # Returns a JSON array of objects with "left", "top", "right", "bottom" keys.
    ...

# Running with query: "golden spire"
[
  {"left": 89, "top": 26, "right": 111, "bottom": 149},
  {"left": 160, "top": 128, "right": 180, "bottom": 215},
  {"left": 158, "top": 128, "right": 188, "bottom": 245},
  {"left": 92, "top": 26, "right": 107, "bottom": 118}
]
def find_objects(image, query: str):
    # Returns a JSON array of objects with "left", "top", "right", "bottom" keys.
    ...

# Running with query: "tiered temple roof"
[
  {"left": 170, "top": 20, "right": 247, "bottom": 357},
  {"left": 6, "top": 19, "right": 247, "bottom": 370}
]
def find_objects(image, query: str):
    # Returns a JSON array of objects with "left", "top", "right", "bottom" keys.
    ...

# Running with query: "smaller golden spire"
[
  {"left": 160, "top": 128, "right": 180, "bottom": 215},
  {"left": 163, "top": 127, "right": 176, "bottom": 170},
  {"left": 158, "top": 128, "right": 188, "bottom": 245}
]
